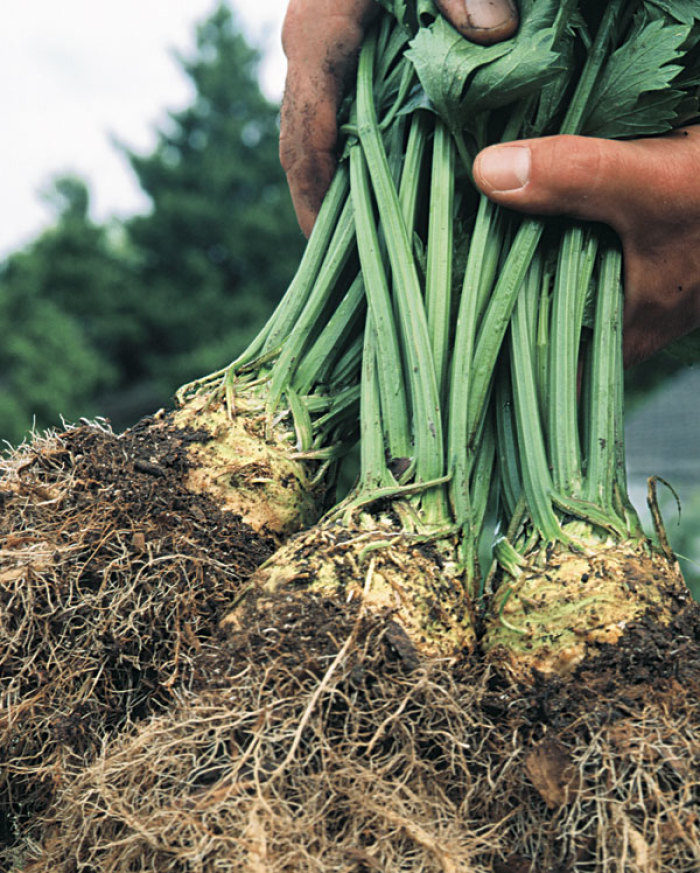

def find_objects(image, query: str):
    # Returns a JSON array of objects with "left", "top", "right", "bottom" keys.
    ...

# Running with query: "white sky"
[{"left": 0, "top": 0, "right": 288, "bottom": 258}]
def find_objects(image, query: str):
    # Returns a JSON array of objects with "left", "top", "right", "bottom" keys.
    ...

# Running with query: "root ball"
[
  {"left": 18, "top": 591, "right": 700, "bottom": 873},
  {"left": 174, "top": 393, "right": 319, "bottom": 540},
  {"left": 482, "top": 538, "right": 690, "bottom": 680},
  {"left": 230, "top": 515, "right": 476, "bottom": 657},
  {"left": 0, "top": 411, "right": 277, "bottom": 826}
]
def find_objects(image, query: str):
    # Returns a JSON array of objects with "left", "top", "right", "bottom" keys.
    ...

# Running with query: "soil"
[
  {"left": 1, "top": 420, "right": 698, "bottom": 872},
  {"left": 16, "top": 577, "right": 700, "bottom": 873},
  {"left": 0, "top": 415, "right": 274, "bottom": 832}
]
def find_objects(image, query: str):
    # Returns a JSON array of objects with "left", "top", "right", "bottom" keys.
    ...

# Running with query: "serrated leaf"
[
  {"left": 406, "top": 17, "right": 511, "bottom": 133},
  {"left": 469, "top": 27, "right": 564, "bottom": 113},
  {"left": 406, "top": 0, "right": 565, "bottom": 133},
  {"left": 527, "top": 0, "right": 589, "bottom": 135},
  {"left": 592, "top": 89, "right": 686, "bottom": 138},
  {"left": 673, "top": 90, "right": 700, "bottom": 127},
  {"left": 396, "top": 84, "right": 434, "bottom": 117},
  {"left": 644, "top": 0, "right": 700, "bottom": 25},
  {"left": 583, "top": 18, "right": 691, "bottom": 138},
  {"left": 468, "top": 0, "right": 566, "bottom": 112}
]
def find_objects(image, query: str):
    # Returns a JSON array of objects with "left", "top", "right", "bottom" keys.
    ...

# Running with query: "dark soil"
[
  {"left": 19, "top": 580, "right": 700, "bottom": 873},
  {"left": 0, "top": 416, "right": 274, "bottom": 830}
]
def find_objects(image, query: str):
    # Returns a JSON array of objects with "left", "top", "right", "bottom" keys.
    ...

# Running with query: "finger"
[
  {"left": 280, "top": 0, "right": 374, "bottom": 237},
  {"left": 472, "top": 135, "right": 641, "bottom": 231},
  {"left": 435, "top": 0, "right": 518, "bottom": 44},
  {"left": 472, "top": 131, "right": 700, "bottom": 366},
  {"left": 472, "top": 131, "right": 700, "bottom": 236}
]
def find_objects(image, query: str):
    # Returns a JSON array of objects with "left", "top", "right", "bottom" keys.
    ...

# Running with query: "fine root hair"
[{"left": 21, "top": 587, "right": 700, "bottom": 873}]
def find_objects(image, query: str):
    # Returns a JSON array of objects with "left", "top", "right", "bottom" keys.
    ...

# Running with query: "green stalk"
[
  {"left": 356, "top": 31, "right": 447, "bottom": 525},
  {"left": 330, "top": 333, "right": 363, "bottom": 386},
  {"left": 426, "top": 119, "right": 455, "bottom": 401},
  {"left": 574, "top": 232, "right": 599, "bottom": 362},
  {"left": 510, "top": 259, "right": 562, "bottom": 541},
  {"left": 312, "top": 384, "right": 361, "bottom": 434},
  {"left": 359, "top": 317, "right": 394, "bottom": 492},
  {"left": 559, "top": 1, "right": 624, "bottom": 137},
  {"left": 398, "top": 113, "right": 429, "bottom": 245},
  {"left": 584, "top": 244, "right": 623, "bottom": 516},
  {"left": 260, "top": 167, "right": 350, "bottom": 357},
  {"left": 467, "top": 0, "right": 625, "bottom": 451},
  {"left": 350, "top": 145, "right": 411, "bottom": 460},
  {"left": 495, "top": 362, "right": 522, "bottom": 522},
  {"left": 265, "top": 199, "right": 356, "bottom": 417},
  {"left": 464, "top": 413, "right": 497, "bottom": 596},
  {"left": 548, "top": 226, "right": 585, "bottom": 496},
  {"left": 292, "top": 275, "right": 365, "bottom": 394},
  {"left": 535, "top": 261, "right": 552, "bottom": 424},
  {"left": 468, "top": 217, "right": 543, "bottom": 446},
  {"left": 448, "top": 195, "right": 499, "bottom": 527}
]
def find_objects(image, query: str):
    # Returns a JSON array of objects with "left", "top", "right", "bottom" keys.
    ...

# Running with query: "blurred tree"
[
  {"left": 0, "top": 175, "right": 139, "bottom": 443},
  {"left": 0, "top": 3, "right": 303, "bottom": 442},
  {"left": 123, "top": 2, "right": 303, "bottom": 391}
]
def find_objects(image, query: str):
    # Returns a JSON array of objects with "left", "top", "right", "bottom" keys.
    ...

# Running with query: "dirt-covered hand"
[
  {"left": 281, "top": 0, "right": 519, "bottom": 237},
  {"left": 473, "top": 128, "right": 700, "bottom": 366}
]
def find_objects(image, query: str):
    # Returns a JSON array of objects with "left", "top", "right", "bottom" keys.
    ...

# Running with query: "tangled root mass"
[
  {"left": 21, "top": 583, "right": 700, "bottom": 873},
  {"left": 0, "top": 416, "right": 273, "bottom": 829}
]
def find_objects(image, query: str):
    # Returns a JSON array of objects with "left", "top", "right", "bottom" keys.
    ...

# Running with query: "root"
[
  {"left": 233, "top": 514, "right": 475, "bottom": 657},
  {"left": 0, "top": 415, "right": 275, "bottom": 827},
  {"left": 173, "top": 392, "right": 319, "bottom": 540},
  {"left": 482, "top": 537, "right": 690, "bottom": 680},
  {"left": 17, "top": 593, "right": 700, "bottom": 873}
]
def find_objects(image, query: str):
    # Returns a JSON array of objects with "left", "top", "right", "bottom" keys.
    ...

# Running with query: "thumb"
[{"left": 472, "top": 135, "right": 642, "bottom": 233}]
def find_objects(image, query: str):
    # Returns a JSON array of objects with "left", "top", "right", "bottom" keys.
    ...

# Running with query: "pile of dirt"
[
  {"left": 0, "top": 415, "right": 274, "bottom": 832},
  {"left": 19, "top": 578, "right": 700, "bottom": 873}
]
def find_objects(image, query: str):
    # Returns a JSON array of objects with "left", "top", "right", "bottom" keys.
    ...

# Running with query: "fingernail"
[
  {"left": 476, "top": 145, "right": 530, "bottom": 192},
  {"left": 465, "top": 0, "right": 517, "bottom": 31}
]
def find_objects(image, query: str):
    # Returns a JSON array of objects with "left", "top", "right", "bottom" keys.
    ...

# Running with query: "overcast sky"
[{"left": 0, "top": 1, "right": 288, "bottom": 258}]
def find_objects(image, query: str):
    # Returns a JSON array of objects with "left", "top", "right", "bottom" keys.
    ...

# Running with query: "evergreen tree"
[
  {"left": 0, "top": 176, "right": 138, "bottom": 443},
  {"left": 0, "top": 3, "right": 303, "bottom": 442},
  {"left": 125, "top": 2, "right": 303, "bottom": 389}
]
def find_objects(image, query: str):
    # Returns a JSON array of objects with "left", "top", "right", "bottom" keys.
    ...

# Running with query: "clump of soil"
[
  {"left": 0, "top": 413, "right": 275, "bottom": 830},
  {"left": 19, "top": 577, "right": 700, "bottom": 873}
]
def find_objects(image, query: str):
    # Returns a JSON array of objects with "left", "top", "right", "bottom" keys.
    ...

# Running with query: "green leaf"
[
  {"left": 468, "top": 0, "right": 566, "bottom": 113},
  {"left": 373, "top": 0, "right": 438, "bottom": 30},
  {"left": 583, "top": 17, "right": 691, "bottom": 138},
  {"left": 406, "top": 0, "right": 565, "bottom": 133},
  {"left": 406, "top": 17, "right": 511, "bottom": 132},
  {"left": 644, "top": 0, "right": 700, "bottom": 25}
]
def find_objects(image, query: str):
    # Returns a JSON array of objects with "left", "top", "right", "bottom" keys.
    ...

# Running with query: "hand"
[
  {"left": 473, "top": 129, "right": 700, "bottom": 365},
  {"left": 281, "top": 0, "right": 519, "bottom": 237}
]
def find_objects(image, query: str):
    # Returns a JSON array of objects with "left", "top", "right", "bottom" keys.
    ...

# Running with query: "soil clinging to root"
[
  {"left": 242, "top": 515, "right": 476, "bottom": 657},
  {"left": 0, "top": 413, "right": 276, "bottom": 831},
  {"left": 18, "top": 576, "right": 700, "bottom": 873}
]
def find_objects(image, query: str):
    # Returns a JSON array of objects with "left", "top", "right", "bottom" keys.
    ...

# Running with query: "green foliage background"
[
  {"left": 0, "top": 3, "right": 302, "bottom": 443},
  {"left": 0, "top": 1, "right": 696, "bottom": 593}
]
